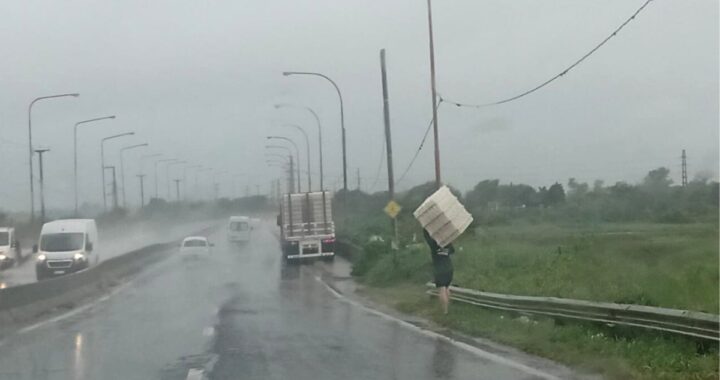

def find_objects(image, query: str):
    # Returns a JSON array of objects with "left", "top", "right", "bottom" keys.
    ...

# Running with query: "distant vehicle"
[
  {"left": 0, "top": 227, "right": 21, "bottom": 269},
  {"left": 179, "top": 236, "right": 213, "bottom": 260},
  {"left": 227, "top": 216, "right": 252, "bottom": 244},
  {"left": 278, "top": 191, "right": 335, "bottom": 260},
  {"left": 35, "top": 219, "right": 98, "bottom": 281}
]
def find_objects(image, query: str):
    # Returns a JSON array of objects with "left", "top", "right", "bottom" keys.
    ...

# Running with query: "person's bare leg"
[{"left": 439, "top": 287, "right": 449, "bottom": 314}]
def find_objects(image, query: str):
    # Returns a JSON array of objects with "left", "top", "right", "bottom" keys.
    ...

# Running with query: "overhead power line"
[
  {"left": 368, "top": 138, "right": 386, "bottom": 191},
  {"left": 442, "top": 0, "right": 654, "bottom": 109},
  {"left": 395, "top": 101, "right": 442, "bottom": 186}
]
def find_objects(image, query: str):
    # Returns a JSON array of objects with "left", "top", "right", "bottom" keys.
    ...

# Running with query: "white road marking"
[
  {"left": 315, "top": 276, "right": 561, "bottom": 380},
  {"left": 186, "top": 368, "right": 205, "bottom": 380},
  {"left": 15, "top": 280, "right": 136, "bottom": 336}
]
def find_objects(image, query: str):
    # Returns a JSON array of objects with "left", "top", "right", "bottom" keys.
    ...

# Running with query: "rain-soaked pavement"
[{"left": 0, "top": 221, "right": 567, "bottom": 380}]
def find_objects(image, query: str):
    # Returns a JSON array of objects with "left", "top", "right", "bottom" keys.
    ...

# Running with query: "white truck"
[
  {"left": 278, "top": 191, "right": 335, "bottom": 260},
  {"left": 34, "top": 219, "right": 99, "bottom": 281}
]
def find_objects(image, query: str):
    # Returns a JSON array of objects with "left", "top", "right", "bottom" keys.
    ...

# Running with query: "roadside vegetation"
[{"left": 335, "top": 167, "right": 719, "bottom": 379}]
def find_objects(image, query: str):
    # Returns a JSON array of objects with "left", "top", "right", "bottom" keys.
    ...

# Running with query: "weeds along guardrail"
[
  {"left": 0, "top": 225, "right": 218, "bottom": 326},
  {"left": 426, "top": 283, "right": 719, "bottom": 342}
]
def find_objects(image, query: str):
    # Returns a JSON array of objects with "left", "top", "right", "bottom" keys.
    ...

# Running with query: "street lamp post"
[
  {"left": 267, "top": 136, "right": 301, "bottom": 192},
  {"left": 119, "top": 143, "right": 149, "bottom": 208},
  {"left": 28, "top": 93, "right": 79, "bottom": 220},
  {"left": 137, "top": 174, "right": 147, "bottom": 208},
  {"left": 282, "top": 71, "right": 347, "bottom": 191},
  {"left": 265, "top": 153, "right": 290, "bottom": 163},
  {"left": 196, "top": 167, "right": 212, "bottom": 200},
  {"left": 166, "top": 161, "right": 186, "bottom": 199},
  {"left": 101, "top": 132, "right": 134, "bottom": 211},
  {"left": 281, "top": 124, "right": 312, "bottom": 192},
  {"left": 155, "top": 159, "right": 177, "bottom": 199},
  {"left": 140, "top": 153, "right": 162, "bottom": 174},
  {"left": 275, "top": 104, "right": 325, "bottom": 191},
  {"left": 34, "top": 147, "right": 50, "bottom": 223},
  {"left": 139, "top": 154, "right": 162, "bottom": 205},
  {"left": 266, "top": 143, "right": 300, "bottom": 192},
  {"left": 74, "top": 115, "right": 115, "bottom": 215},
  {"left": 212, "top": 170, "right": 228, "bottom": 200},
  {"left": 184, "top": 165, "right": 201, "bottom": 200}
]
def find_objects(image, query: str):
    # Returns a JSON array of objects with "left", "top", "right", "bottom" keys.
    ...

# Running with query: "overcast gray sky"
[{"left": 0, "top": 0, "right": 717, "bottom": 213}]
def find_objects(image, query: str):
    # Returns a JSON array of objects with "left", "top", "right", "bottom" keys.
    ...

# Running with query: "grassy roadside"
[
  {"left": 361, "top": 284, "right": 718, "bottom": 380},
  {"left": 342, "top": 222, "right": 719, "bottom": 379}
]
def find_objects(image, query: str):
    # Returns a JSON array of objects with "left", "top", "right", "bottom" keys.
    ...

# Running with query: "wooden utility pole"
[
  {"left": 426, "top": 0, "right": 441, "bottom": 188},
  {"left": 381, "top": 48, "right": 399, "bottom": 248}
]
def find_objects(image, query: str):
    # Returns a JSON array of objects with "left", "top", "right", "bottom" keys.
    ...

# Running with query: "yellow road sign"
[{"left": 384, "top": 200, "right": 402, "bottom": 219}]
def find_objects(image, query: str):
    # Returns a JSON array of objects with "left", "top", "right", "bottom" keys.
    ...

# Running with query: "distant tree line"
[
  {"left": 336, "top": 167, "right": 719, "bottom": 227},
  {"left": 463, "top": 167, "right": 718, "bottom": 224}
]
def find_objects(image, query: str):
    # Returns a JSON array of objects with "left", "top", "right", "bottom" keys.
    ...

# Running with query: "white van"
[
  {"left": 0, "top": 227, "right": 21, "bottom": 269},
  {"left": 227, "top": 216, "right": 251, "bottom": 244},
  {"left": 35, "top": 219, "right": 99, "bottom": 281}
]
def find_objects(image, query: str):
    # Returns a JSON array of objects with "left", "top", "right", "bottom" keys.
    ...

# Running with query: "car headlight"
[
  {"left": 0, "top": 254, "right": 6, "bottom": 260},
  {"left": 37, "top": 254, "right": 47, "bottom": 261},
  {"left": 73, "top": 253, "right": 86, "bottom": 261}
]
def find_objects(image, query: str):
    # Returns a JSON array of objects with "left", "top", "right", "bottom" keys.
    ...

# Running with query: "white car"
[{"left": 179, "top": 236, "right": 213, "bottom": 260}]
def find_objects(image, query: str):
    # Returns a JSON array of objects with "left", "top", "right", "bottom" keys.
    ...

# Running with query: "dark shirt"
[{"left": 423, "top": 229, "right": 454, "bottom": 275}]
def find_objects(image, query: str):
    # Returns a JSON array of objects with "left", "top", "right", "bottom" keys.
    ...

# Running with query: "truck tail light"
[{"left": 322, "top": 238, "right": 335, "bottom": 244}]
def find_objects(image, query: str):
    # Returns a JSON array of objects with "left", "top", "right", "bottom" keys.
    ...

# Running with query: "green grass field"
[
  {"left": 455, "top": 222, "right": 719, "bottom": 313},
  {"left": 346, "top": 221, "right": 719, "bottom": 379}
]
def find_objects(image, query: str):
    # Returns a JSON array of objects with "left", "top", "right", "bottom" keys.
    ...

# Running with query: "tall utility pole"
[
  {"left": 681, "top": 149, "right": 688, "bottom": 187},
  {"left": 282, "top": 124, "right": 312, "bottom": 191},
  {"left": 174, "top": 179, "right": 182, "bottom": 201},
  {"left": 74, "top": 115, "right": 115, "bottom": 215},
  {"left": 34, "top": 148, "right": 50, "bottom": 223},
  {"left": 275, "top": 104, "right": 325, "bottom": 191},
  {"left": 288, "top": 155, "right": 295, "bottom": 195},
  {"left": 277, "top": 179, "right": 281, "bottom": 203},
  {"left": 28, "top": 93, "right": 80, "bottom": 221},
  {"left": 426, "top": 0, "right": 441, "bottom": 189},
  {"left": 137, "top": 174, "right": 146, "bottom": 208},
  {"left": 267, "top": 137, "right": 302, "bottom": 192},
  {"left": 101, "top": 132, "right": 134, "bottom": 212},
  {"left": 105, "top": 166, "right": 118, "bottom": 210},
  {"left": 380, "top": 49, "right": 399, "bottom": 246},
  {"left": 120, "top": 143, "right": 148, "bottom": 208},
  {"left": 356, "top": 168, "right": 361, "bottom": 191}
]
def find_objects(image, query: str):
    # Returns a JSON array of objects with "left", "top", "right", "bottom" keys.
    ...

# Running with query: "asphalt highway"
[{"left": 0, "top": 222, "right": 569, "bottom": 380}]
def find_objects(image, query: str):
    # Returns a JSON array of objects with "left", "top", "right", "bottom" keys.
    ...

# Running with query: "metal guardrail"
[{"left": 426, "top": 283, "right": 720, "bottom": 341}]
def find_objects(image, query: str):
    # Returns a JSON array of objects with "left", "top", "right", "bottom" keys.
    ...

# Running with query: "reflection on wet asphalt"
[{"left": 0, "top": 223, "right": 544, "bottom": 380}]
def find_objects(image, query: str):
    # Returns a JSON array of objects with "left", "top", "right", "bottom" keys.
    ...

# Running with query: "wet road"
[
  {"left": 0, "top": 219, "right": 219, "bottom": 288},
  {"left": 0, "top": 222, "right": 559, "bottom": 380}
]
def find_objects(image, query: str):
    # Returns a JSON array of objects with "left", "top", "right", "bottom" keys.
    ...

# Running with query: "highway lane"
[
  {"left": 0, "top": 222, "right": 566, "bottom": 380},
  {"left": 0, "top": 219, "right": 220, "bottom": 288}
]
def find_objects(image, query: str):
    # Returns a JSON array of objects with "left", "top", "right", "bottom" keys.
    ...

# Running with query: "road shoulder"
[{"left": 314, "top": 257, "right": 593, "bottom": 380}]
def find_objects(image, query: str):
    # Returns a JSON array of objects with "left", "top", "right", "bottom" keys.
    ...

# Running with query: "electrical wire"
[
  {"left": 442, "top": 0, "right": 654, "bottom": 108},
  {"left": 368, "top": 138, "right": 385, "bottom": 191},
  {"left": 395, "top": 101, "right": 442, "bottom": 186}
]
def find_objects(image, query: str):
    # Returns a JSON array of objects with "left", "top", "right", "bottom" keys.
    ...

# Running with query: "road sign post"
[{"left": 384, "top": 200, "right": 402, "bottom": 252}]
